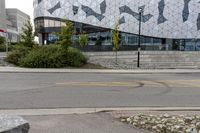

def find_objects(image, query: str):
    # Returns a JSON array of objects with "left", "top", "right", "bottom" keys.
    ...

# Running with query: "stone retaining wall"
[{"left": 85, "top": 51, "right": 200, "bottom": 69}]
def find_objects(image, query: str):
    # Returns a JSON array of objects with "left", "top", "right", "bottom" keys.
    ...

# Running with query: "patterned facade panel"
[{"left": 33, "top": 0, "right": 200, "bottom": 39}]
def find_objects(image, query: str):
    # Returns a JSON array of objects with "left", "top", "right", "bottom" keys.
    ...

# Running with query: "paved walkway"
[
  {"left": 19, "top": 110, "right": 200, "bottom": 133},
  {"left": 24, "top": 113, "right": 147, "bottom": 133},
  {"left": 0, "top": 66, "right": 200, "bottom": 74}
]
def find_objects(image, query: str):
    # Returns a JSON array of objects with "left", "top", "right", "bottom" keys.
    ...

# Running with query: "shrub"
[
  {"left": 6, "top": 42, "right": 87, "bottom": 68},
  {"left": 0, "top": 36, "right": 5, "bottom": 52},
  {"left": 0, "top": 44, "right": 5, "bottom": 52},
  {"left": 6, "top": 46, "right": 31, "bottom": 65},
  {"left": 19, "top": 45, "right": 66, "bottom": 68},
  {"left": 79, "top": 34, "right": 88, "bottom": 47},
  {"left": 0, "top": 43, "right": 13, "bottom": 52},
  {"left": 65, "top": 47, "right": 87, "bottom": 67},
  {"left": 18, "top": 45, "right": 87, "bottom": 68}
]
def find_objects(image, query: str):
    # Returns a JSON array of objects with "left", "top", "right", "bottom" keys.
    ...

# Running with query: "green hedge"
[
  {"left": 18, "top": 45, "right": 87, "bottom": 68},
  {"left": 65, "top": 47, "right": 87, "bottom": 67},
  {"left": 6, "top": 46, "right": 31, "bottom": 65},
  {"left": 0, "top": 36, "right": 6, "bottom": 52},
  {"left": 19, "top": 45, "right": 64, "bottom": 68},
  {"left": 0, "top": 45, "right": 5, "bottom": 52}
]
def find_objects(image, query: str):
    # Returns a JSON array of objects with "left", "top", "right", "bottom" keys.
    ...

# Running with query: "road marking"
[
  {"left": 160, "top": 80, "right": 200, "bottom": 88},
  {"left": 56, "top": 79, "right": 200, "bottom": 88},
  {"left": 2, "top": 107, "right": 200, "bottom": 116},
  {"left": 56, "top": 82, "right": 141, "bottom": 87}
]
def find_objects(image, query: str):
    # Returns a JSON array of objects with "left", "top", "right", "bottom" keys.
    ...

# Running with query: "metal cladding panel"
[{"left": 33, "top": 0, "right": 200, "bottom": 39}]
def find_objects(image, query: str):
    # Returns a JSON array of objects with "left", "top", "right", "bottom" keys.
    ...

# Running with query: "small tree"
[
  {"left": 0, "top": 36, "right": 6, "bottom": 52},
  {"left": 112, "top": 22, "right": 120, "bottom": 65},
  {"left": 56, "top": 21, "right": 74, "bottom": 50},
  {"left": 0, "top": 36, "right": 5, "bottom": 45},
  {"left": 21, "top": 20, "right": 35, "bottom": 47},
  {"left": 79, "top": 34, "right": 88, "bottom": 48}
]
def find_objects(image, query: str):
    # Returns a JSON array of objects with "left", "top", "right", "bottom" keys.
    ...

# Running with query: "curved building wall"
[{"left": 34, "top": 0, "right": 200, "bottom": 39}]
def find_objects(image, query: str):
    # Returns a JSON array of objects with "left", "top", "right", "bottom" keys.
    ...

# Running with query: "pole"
[
  {"left": 5, "top": 32, "right": 8, "bottom": 54},
  {"left": 137, "top": 10, "right": 142, "bottom": 68}
]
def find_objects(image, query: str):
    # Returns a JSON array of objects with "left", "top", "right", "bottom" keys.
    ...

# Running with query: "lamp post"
[
  {"left": 137, "top": 7, "right": 143, "bottom": 68},
  {"left": 5, "top": 32, "right": 8, "bottom": 54}
]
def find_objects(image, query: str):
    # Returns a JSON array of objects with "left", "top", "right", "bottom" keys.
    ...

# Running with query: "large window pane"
[
  {"left": 44, "top": 19, "right": 49, "bottom": 27},
  {"left": 49, "top": 20, "right": 55, "bottom": 27},
  {"left": 55, "top": 20, "right": 61, "bottom": 27}
]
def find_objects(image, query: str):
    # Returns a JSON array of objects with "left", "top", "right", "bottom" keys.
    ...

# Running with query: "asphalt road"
[{"left": 0, "top": 72, "right": 200, "bottom": 109}]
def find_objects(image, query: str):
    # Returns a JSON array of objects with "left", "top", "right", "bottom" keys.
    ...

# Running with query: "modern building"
[
  {"left": 0, "top": 0, "right": 7, "bottom": 37},
  {"left": 34, "top": 0, "right": 200, "bottom": 51},
  {"left": 0, "top": 0, "right": 30, "bottom": 42},
  {"left": 6, "top": 8, "right": 30, "bottom": 42}
]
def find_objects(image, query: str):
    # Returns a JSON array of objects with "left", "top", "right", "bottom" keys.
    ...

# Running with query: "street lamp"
[{"left": 137, "top": 7, "right": 143, "bottom": 68}]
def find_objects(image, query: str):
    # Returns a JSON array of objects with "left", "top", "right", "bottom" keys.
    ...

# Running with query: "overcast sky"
[{"left": 6, "top": 0, "right": 33, "bottom": 22}]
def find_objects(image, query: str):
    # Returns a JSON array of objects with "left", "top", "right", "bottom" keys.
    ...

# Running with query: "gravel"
[{"left": 121, "top": 114, "right": 200, "bottom": 133}]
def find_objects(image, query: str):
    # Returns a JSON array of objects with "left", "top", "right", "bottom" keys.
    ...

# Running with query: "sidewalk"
[
  {"left": 17, "top": 110, "right": 200, "bottom": 133},
  {"left": 24, "top": 113, "right": 147, "bottom": 133},
  {"left": 0, "top": 66, "right": 200, "bottom": 74},
  {"left": 2, "top": 107, "right": 200, "bottom": 133}
]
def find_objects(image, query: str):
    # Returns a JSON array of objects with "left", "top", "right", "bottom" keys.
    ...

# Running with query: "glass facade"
[{"left": 34, "top": 17, "right": 200, "bottom": 51}]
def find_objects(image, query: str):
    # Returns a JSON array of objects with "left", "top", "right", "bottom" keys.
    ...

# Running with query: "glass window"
[
  {"left": 127, "top": 34, "right": 137, "bottom": 44},
  {"left": 49, "top": 20, "right": 55, "bottom": 27},
  {"left": 144, "top": 37, "right": 151, "bottom": 44},
  {"left": 38, "top": 19, "right": 44, "bottom": 28},
  {"left": 44, "top": 19, "right": 49, "bottom": 27},
  {"left": 48, "top": 34, "right": 59, "bottom": 43},
  {"left": 55, "top": 20, "right": 61, "bottom": 27},
  {"left": 153, "top": 38, "right": 162, "bottom": 44}
]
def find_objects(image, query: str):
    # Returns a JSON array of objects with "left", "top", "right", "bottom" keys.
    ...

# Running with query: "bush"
[
  {"left": 0, "top": 44, "right": 5, "bottom": 52},
  {"left": 0, "top": 36, "right": 6, "bottom": 52},
  {"left": 7, "top": 44, "right": 87, "bottom": 68},
  {"left": 18, "top": 45, "right": 87, "bottom": 68},
  {"left": 79, "top": 34, "right": 88, "bottom": 47},
  {"left": 19, "top": 45, "right": 65, "bottom": 68},
  {"left": 65, "top": 47, "right": 87, "bottom": 67},
  {"left": 6, "top": 46, "right": 31, "bottom": 65},
  {"left": 0, "top": 44, "right": 13, "bottom": 52}
]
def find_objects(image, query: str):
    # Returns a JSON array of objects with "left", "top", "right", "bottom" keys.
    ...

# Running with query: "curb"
[
  {"left": 0, "top": 67, "right": 200, "bottom": 74},
  {"left": 2, "top": 107, "right": 200, "bottom": 116}
]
